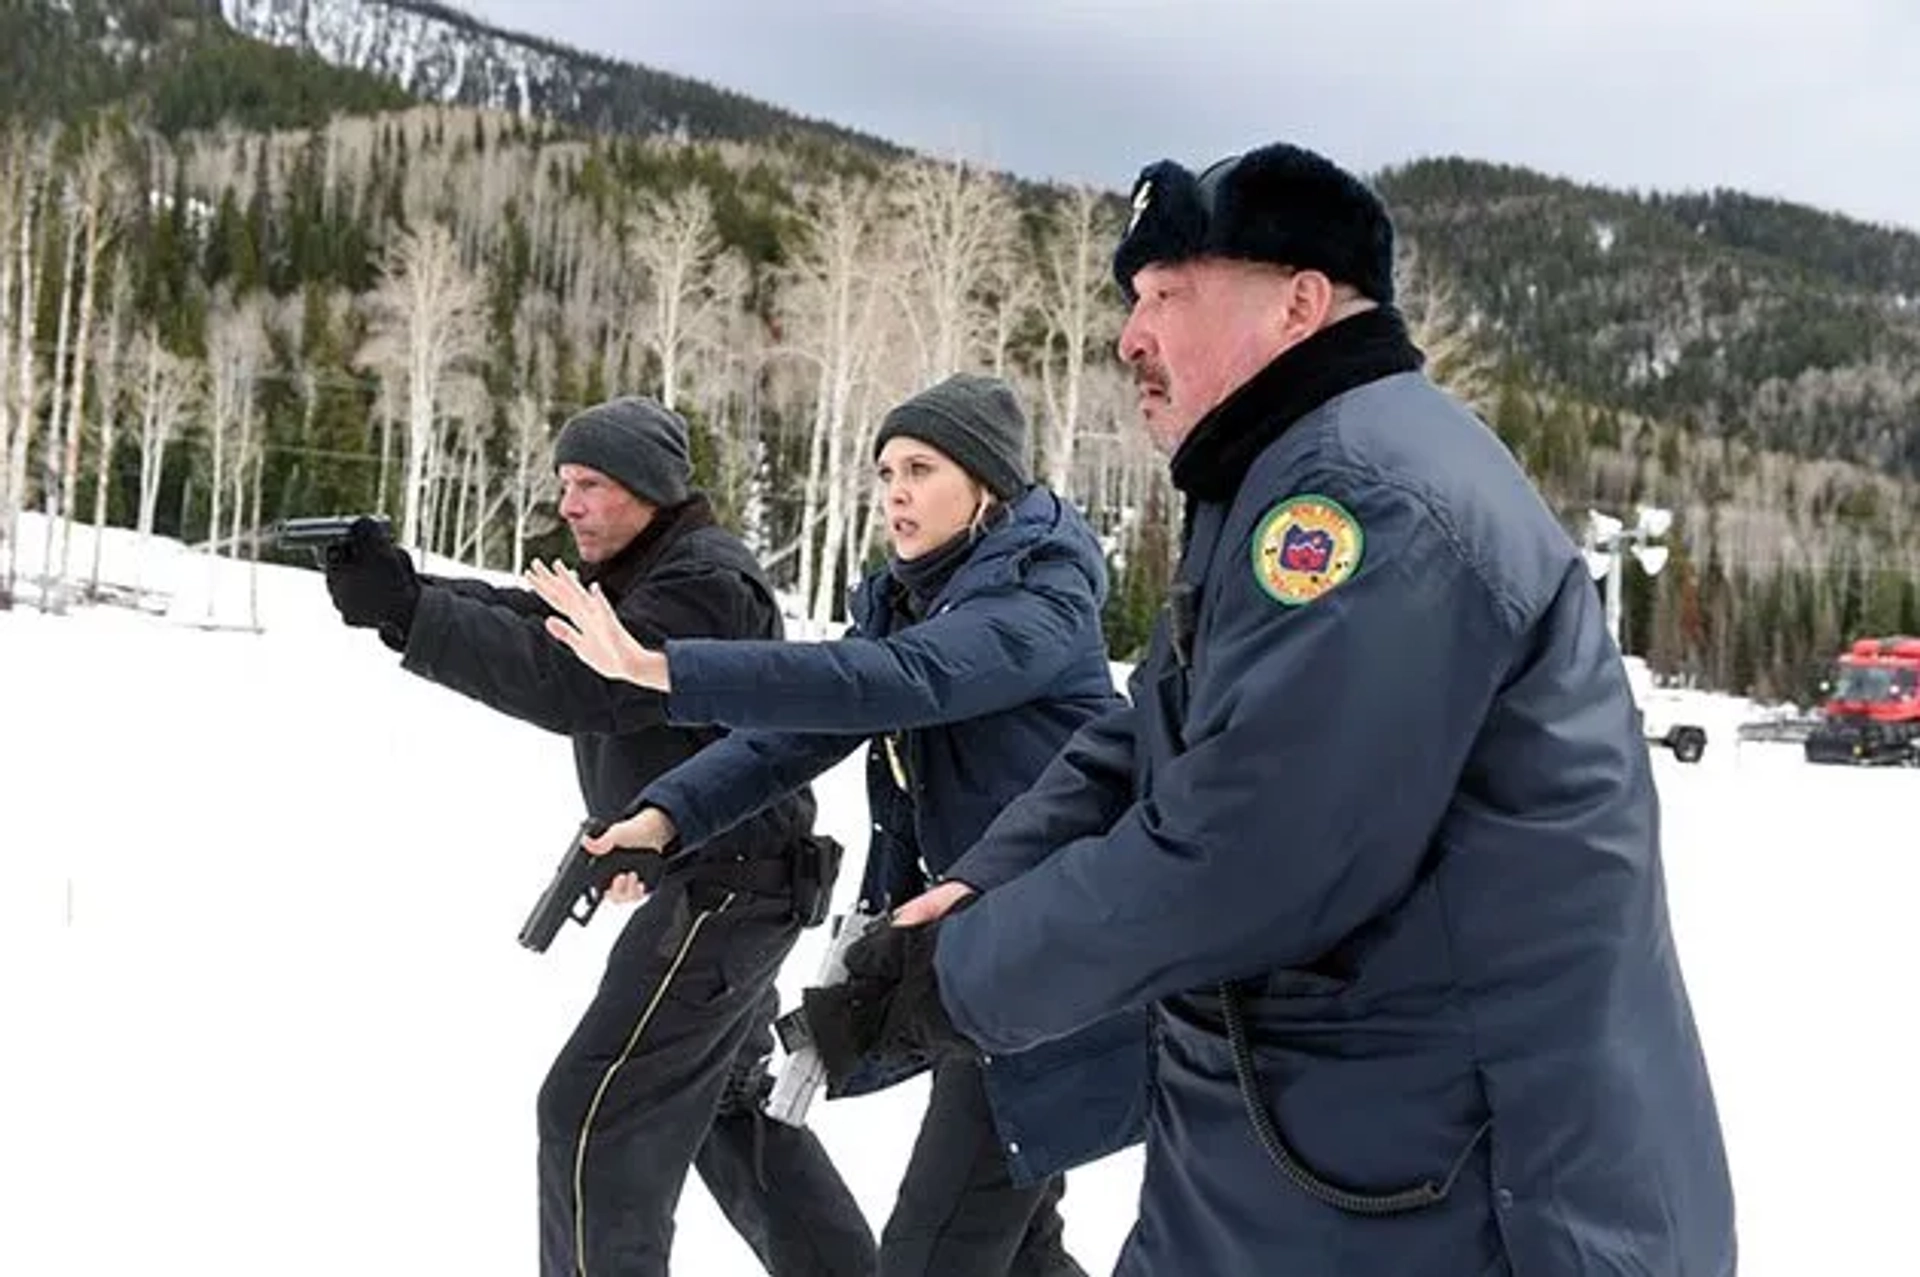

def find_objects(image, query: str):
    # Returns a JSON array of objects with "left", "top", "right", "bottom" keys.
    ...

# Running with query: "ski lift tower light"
[{"left": 1582, "top": 505, "right": 1673, "bottom": 651}]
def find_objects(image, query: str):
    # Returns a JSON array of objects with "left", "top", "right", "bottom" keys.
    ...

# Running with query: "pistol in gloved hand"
[
  {"left": 323, "top": 516, "right": 421, "bottom": 651},
  {"left": 800, "top": 908, "right": 979, "bottom": 1088}
]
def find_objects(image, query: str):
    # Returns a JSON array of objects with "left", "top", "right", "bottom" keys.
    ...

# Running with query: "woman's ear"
[{"left": 969, "top": 488, "right": 994, "bottom": 538}]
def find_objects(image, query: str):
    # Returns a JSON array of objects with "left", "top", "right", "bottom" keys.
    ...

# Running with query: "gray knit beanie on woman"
[{"left": 871, "top": 374, "right": 1033, "bottom": 500}]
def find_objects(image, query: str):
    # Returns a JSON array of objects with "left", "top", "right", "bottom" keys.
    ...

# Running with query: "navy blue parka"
[
  {"left": 935, "top": 311, "right": 1738, "bottom": 1275},
  {"left": 636, "top": 485, "right": 1149, "bottom": 1185}
]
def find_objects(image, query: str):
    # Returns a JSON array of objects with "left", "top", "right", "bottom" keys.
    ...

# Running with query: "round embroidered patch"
[{"left": 1251, "top": 495, "right": 1364, "bottom": 606}]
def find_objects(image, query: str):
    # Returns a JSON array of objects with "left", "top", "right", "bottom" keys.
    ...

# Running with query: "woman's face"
[{"left": 876, "top": 435, "right": 986, "bottom": 560}]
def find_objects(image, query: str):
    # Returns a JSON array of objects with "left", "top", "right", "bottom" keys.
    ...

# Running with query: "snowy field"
[{"left": 2, "top": 514, "right": 1914, "bottom": 1276}]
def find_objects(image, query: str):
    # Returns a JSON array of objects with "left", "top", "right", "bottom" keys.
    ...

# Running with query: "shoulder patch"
[{"left": 1251, "top": 494, "right": 1364, "bottom": 606}]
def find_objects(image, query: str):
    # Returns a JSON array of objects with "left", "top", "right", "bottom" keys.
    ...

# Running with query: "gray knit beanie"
[
  {"left": 552, "top": 396, "right": 693, "bottom": 507},
  {"left": 871, "top": 374, "right": 1032, "bottom": 501}
]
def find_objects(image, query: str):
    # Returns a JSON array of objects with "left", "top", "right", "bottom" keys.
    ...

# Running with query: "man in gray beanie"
[
  {"left": 552, "top": 395, "right": 695, "bottom": 512},
  {"left": 322, "top": 393, "right": 877, "bottom": 1277}
]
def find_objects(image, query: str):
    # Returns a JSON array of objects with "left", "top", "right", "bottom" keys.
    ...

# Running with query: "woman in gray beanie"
[{"left": 527, "top": 372, "right": 1148, "bottom": 1277}]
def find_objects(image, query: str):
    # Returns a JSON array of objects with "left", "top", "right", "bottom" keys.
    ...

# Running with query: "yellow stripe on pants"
[{"left": 571, "top": 891, "right": 736, "bottom": 1276}]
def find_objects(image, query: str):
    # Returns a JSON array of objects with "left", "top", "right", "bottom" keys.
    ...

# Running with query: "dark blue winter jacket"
[
  {"left": 935, "top": 311, "right": 1738, "bottom": 1275},
  {"left": 635, "top": 485, "right": 1149, "bottom": 1186}
]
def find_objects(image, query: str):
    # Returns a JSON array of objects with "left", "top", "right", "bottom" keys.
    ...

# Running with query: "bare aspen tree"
[
  {"left": 889, "top": 157, "right": 1016, "bottom": 382},
  {"left": 684, "top": 273, "right": 768, "bottom": 537},
  {"left": 130, "top": 332, "right": 197, "bottom": 596},
  {"left": 422, "top": 403, "right": 449, "bottom": 554},
  {"left": 35, "top": 177, "right": 84, "bottom": 610},
  {"left": 745, "top": 350, "right": 813, "bottom": 553},
  {"left": 985, "top": 252, "right": 1035, "bottom": 383},
  {"left": 420, "top": 374, "right": 486, "bottom": 560},
  {"left": 360, "top": 221, "right": 487, "bottom": 548},
  {"left": 1397, "top": 240, "right": 1495, "bottom": 411},
  {"left": 814, "top": 282, "right": 931, "bottom": 624},
  {"left": 321, "top": 118, "right": 343, "bottom": 225},
  {"left": 450, "top": 418, "right": 476, "bottom": 561},
  {"left": 468, "top": 114, "right": 528, "bottom": 236},
  {"left": 1037, "top": 184, "right": 1119, "bottom": 495},
  {"left": 551, "top": 195, "right": 591, "bottom": 336},
  {"left": 510, "top": 390, "right": 551, "bottom": 571},
  {"left": 203, "top": 293, "right": 265, "bottom": 617},
  {"left": 557, "top": 214, "right": 622, "bottom": 399},
  {"left": 371, "top": 377, "right": 397, "bottom": 514},
  {"left": 86, "top": 259, "right": 133, "bottom": 594},
  {"left": 601, "top": 284, "right": 635, "bottom": 394},
  {"left": 842, "top": 304, "right": 928, "bottom": 591},
  {"left": 815, "top": 264, "right": 912, "bottom": 620},
  {"left": 0, "top": 129, "right": 22, "bottom": 599},
  {"left": 509, "top": 297, "right": 557, "bottom": 572},
  {"left": 51, "top": 130, "right": 124, "bottom": 591},
  {"left": 684, "top": 248, "right": 753, "bottom": 491},
  {"left": 524, "top": 144, "right": 557, "bottom": 292},
  {"left": 1074, "top": 361, "right": 1162, "bottom": 545},
  {"left": 226, "top": 389, "right": 258, "bottom": 562},
  {"left": 628, "top": 184, "right": 726, "bottom": 411},
  {"left": 267, "top": 291, "right": 316, "bottom": 467},
  {"left": 5, "top": 132, "right": 52, "bottom": 600},
  {"left": 578, "top": 216, "right": 637, "bottom": 397},
  {"left": 778, "top": 177, "right": 888, "bottom": 621},
  {"left": 398, "top": 110, "right": 457, "bottom": 227},
  {"left": 793, "top": 382, "right": 833, "bottom": 619},
  {"left": 246, "top": 433, "right": 267, "bottom": 629},
  {"left": 420, "top": 412, "right": 443, "bottom": 552},
  {"left": 840, "top": 375, "right": 893, "bottom": 607},
  {"left": 811, "top": 374, "right": 865, "bottom": 621},
  {"left": 442, "top": 374, "right": 491, "bottom": 564}
]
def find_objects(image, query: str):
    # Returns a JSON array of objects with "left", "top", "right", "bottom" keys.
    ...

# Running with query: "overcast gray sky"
[{"left": 456, "top": 0, "right": 1919, "bottom": 233}]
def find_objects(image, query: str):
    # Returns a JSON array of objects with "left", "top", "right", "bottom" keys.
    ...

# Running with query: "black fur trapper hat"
[{"left": 1111, "top": 141, "right": 1396, "bottom": 306}]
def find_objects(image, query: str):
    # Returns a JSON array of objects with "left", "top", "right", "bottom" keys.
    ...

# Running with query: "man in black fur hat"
[{"left": 806, "top": 141, "right": 1739, "bottom": 1276}]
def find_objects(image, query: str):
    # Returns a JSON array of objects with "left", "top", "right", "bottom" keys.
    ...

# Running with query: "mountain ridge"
[{"left": 215, "top": 0, "right": 904, "bottom": 156}]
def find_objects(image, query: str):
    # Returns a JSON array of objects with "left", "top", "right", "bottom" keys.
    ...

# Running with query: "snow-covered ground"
[{"left": 2, "top": 514, "right": 1913, "bottom": 1275}]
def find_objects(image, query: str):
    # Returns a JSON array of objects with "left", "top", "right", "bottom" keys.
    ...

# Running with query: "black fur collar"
[{"left": 1168, "top": 306, "right": 1424, "bottom": 505}]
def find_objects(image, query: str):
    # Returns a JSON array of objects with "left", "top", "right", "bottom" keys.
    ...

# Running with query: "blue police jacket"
[{"left": 935, "top": 311, "right": 1738, "bottom": 1275}]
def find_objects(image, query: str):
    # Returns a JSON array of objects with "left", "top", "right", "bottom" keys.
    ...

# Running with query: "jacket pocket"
[
  {"left": 1262, "top": 968, "right": 1352, "bottom": 999},
  {"left": 1178, "top": 968, "right": 1354, "bottom": 1029}
]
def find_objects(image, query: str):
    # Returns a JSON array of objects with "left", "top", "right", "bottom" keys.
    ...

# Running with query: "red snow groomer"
[{"left": 1804, "top": 636, "right": 1920, "bottom": 765}]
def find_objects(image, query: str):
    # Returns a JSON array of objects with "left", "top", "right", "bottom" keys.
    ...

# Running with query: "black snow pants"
[
  {"left": 537, "top": 867, "right": 877, "bottom": 1277},
  {"left": 878, "top": 1057, "right": 1088, "bottom": 1277}
]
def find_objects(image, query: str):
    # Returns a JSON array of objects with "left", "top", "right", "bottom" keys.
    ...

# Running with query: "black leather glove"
[
  {"left": 324, "top": 516, "right": 420, "bottom": 650},
  {"left": 802, "top": 918, "right": 977, "bottom": 1088}
]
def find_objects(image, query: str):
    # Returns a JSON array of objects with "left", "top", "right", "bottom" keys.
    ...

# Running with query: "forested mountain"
[
  {"left": 0, "top": 0, "right": 411, "bottom": 133},
  {"left": 217, "top": 0, "right": 901, "bottom": 160},
  {"left": 3, "top": 0, "right": 1918, "bottom": 704},
  {"left": 1380, "top": 159, "right": 1920, "bottom": 474}
]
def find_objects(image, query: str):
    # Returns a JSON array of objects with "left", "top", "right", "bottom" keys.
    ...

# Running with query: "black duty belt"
[{"left": 678, "top": 852, "right": 793, "bottom": 898}]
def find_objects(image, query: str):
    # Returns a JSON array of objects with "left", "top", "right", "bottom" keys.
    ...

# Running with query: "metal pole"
[{"left": 1606, "top": 538, "right": 1625, "bottom": 650}]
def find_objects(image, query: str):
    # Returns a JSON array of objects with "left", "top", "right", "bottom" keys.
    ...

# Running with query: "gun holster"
[{"left": 790, "top": 834, "right": 844, "bottom": 928}]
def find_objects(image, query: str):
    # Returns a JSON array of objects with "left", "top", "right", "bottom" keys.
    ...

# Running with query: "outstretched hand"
[{"left": 524, "top": 559, "right": 670, "bottom": 690}]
